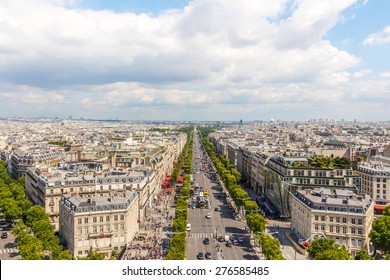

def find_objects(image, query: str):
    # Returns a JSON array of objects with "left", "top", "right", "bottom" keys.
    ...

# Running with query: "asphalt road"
[
  {"left": 185, "top": 131, "right": 258, "bottom": 260},
  {"left": 0, "top": 217, "right": 20, "bottom": 260}
]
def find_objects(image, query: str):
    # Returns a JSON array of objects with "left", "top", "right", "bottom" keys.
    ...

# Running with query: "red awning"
[
  {"left": 165, "top": 188, "right": 173, "bottom": 193},
  {"left": 177, "top": 177, "right": 183, "bottom": 182},
  {"left": 374, "top": 205, "right": 387, "bottom": 210},
  {"left": 164, "top": 176, "right": 171, "bottom": 181}
]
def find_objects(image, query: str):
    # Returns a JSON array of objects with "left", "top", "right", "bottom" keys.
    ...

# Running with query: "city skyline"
[{"left": 1, "top": 0, "right": 390, "bottom": 121}]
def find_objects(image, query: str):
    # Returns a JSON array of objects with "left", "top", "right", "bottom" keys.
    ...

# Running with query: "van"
[{"left": 186, "top": 223, "right": 191, "bottom": 231}]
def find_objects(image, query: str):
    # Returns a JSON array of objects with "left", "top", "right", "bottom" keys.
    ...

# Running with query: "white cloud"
[
  {"left": 363, "top": 26, "right": 390, "bottom": 45},
  {"left": 352, "top": 69, "right": 372, "bottom": 78},
  {"left": 2, "top": 0, "right": 388, "bottom": 120},
  {"left": 379, "top": 71, "right": 390, "bottom": 78}
]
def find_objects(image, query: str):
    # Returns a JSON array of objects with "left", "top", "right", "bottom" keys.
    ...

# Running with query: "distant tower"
[{"left": 239, "top": 119, "right": 243, "bottom": 126}]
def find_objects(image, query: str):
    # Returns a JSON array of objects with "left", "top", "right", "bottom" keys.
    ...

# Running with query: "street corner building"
[{"left": 59, "top": 190, "right": 139, "bottom": 259}]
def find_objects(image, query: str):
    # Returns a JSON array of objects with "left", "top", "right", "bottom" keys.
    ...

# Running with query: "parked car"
[
  {"left": 238, "top": 236, "right": 244, "bottom": 243},
  {"left": 225, "top": 241, "right": 232, "bottom": 247},
  {"left": 218, "top": 236, "right": 225, "bottom": 242},
  {"left": 197, "top": 252, "right": 204, "bottom": 260},
  {"left": 1, "top": 232, "right": 8, "bottom": 239},
  {"left": 205, "top": 213, "right": 211, "bottom": 219},
  {"left": 214, "top": 207, "right": 219, "bottom": 212},
  {"left": 203, "top": 237, "right": 210, "bottom": 245},
  {"left": 205, "top": 252, "right": 212, "bottom": 259},
  {"left": 232, "top": 239, "right": 239, "bottom": 245}
]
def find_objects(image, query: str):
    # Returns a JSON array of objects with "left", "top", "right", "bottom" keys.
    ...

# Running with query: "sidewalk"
[{"left": 122, "top": 189, "right": 175, "bottom": 260}]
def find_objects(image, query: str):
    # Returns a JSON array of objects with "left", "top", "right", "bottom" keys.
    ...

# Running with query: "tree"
[
  {"left": 25, "top": 205, "right": 50, "bottom": 227},
  {"left": 354, "top": 249, "right": 374, "bottom": 260},
  {"left": 86, "top": 249, "right": 105, "bottom": 260},
  {"left": 309, "top": 238, "right": 351, "bottom": 260},
  {"left": 246, "top": 213, "right": 266, "bottom": 233},
  {"left": 244, "top": 200, "right": 258, "bottom": 213},
  {"left": 308, "top": 238, "right": 336, "bottom": 259},
  {"left": 18, "top": 235, "right": 44, "bottom": 260},
  {"left": 314, "top": 246, "right": 351, "bottom": 260},
  {"left": 370, "top": 214, "right": 390, "bottom": 255}
]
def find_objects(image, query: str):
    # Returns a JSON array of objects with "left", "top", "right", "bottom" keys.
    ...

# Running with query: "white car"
[
  {"left": 206, "top": 213, "right": 211, "bottom": 219},
  {"left": 186, "top": 223, "right": 191, "bottom": 231}
]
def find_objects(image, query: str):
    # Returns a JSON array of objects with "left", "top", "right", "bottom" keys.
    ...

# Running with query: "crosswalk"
[
  {"left": 0, "top": 248, "right": 19, "bottom": 255},
  {"left": 187, "top": 232, "right": 215, "bottom": 238}
]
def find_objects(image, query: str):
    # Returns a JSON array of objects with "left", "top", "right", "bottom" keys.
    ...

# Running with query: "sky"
[{"left": 0, "top": 0, "right": 389, "bottom": 121}]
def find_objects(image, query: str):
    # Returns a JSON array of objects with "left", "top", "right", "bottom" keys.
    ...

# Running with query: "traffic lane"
[{"left": 0, "top": 226, "right": 20, "bottom": 260}]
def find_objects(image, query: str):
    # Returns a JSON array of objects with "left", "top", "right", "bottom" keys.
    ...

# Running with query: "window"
[
  {"left": 106, "top": 216, "right": 110, "bottom": 222},
  {"left": 358, "top": 219, "right": 363, "bottom": 225},
  {"left": 351, "top": 228, "right": 356, "bottom": 234},
  {"left": 114, "top": 215, "right": 118, "bottom": 221},
  {"left": 358, "top": 228, "right": 363, "bottom": 235},
  {"left": 78, "top": 228, "right": 82, "bottom": 236},
  {"left": 50, "top": 189, "right": 54, "bottom": 194},
  {"left": 93, "top": 226, "right": 97, "bottom": 233},
  {"left": 84, "top": 218, "right": 88, "bottom": 224},
  {"left": 336, "top": 217, "right": 340, "bottom": 223},
  {"left": 105, "top": 225, "right": 110, "bottom": 232},
  {"left": 114, "top": 224, "right": 118, "bottom": 231},
  {"left": 336, "top": 226, "right": 340, "bottom": 233},
  {"left": 351, "top": 218, "right": 356, "bottom": 224},
  {"left": 84, "top": 227, "right": 88, "bottom": 234},
  {"left": 315, "top": 215, "right": 319, "bottom": 221},
  {"left": 79, "top": 187, "right": 83, "bottom": 192},
  {"left": 93, "top": 217, "right": 97, "bottom": 223},
  {"left": 50, "top": 207, "right": 54, "bottom": 213},
  {"left": 321, "top": 216, "right": 325, "bottom": 222},
  {"left": 321, "top": 224, "right": 325, "bottom": 231},
  {"left": 100, "top": 216, "right": 104, "bottom": 222},
  {"left": 315, "top": 224, "right": 319, "bottom": 230},
  {"left": 99, "top": 226, "right": 103, "bottom": 233},
  {"left": 342, "top": 227, "right": 347, "bottom": 234},
  {"left": 120, "top": 224, "right": 125, "bottom": 230},
  {"left": 78, "top": 218, "right": 82, "bottom": 224},
  {"left": 100, "top": 186, "right": 103, "bottom": 191},
  {"left": 342, "top": 217, "right": 347, "bottom": 223},
  {"left": 330, "top": 216, "right": 334, "bottom": 222},
  {"left": 70, "top": 188, "right": 73, "bottom": 192},
  {"left": 330, "top": 225, "right": 334, "bottom": 232},
  {"left": 351, "top": 239, "right": 356, "bottom": 246},
  {"left": 120, "top": 214, "right": 125, "bottom": 221}
]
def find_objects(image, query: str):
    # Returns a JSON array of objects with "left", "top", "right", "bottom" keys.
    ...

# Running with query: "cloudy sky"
[{"left": 0, "top": 0, "right": 389, "bottom": 121}]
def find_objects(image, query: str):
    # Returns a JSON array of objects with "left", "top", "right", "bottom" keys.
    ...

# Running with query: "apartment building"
[
  {"left": 59, "top": 190, "right": 138, "bottom": 259},
  {"left": 252, "top": 152, "right": 361, "bottom": 217},
  {"left": 291, "top": 188, "right": 374, "bottom": 257},
  {"left": 357, "top": 159, "right": 390, "bottom": 213},
  {"left": 9, "top": 148, "right": 64, "bottom": 179},
  {"left": 25, "top": 163, "right": 155, "bottom": 231}
]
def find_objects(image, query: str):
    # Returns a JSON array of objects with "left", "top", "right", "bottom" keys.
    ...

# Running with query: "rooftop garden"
[{"left": 291, "top": 155, "right": 351, "bottom": 169}]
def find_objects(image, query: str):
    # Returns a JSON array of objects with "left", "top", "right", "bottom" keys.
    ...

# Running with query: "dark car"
[
  {"left": 197, "top": 252, "right": 204, "bottom": 260},
  {"left": 214, "top": 207, "right": 219, "bottom": 212},
  {"left": 225, "top": 241, "right": 232, "bottom": 247},
  {"left": 1, "top": 232, "right": 8, "bottom": 239},
  {"left": 205, "top": 252, "right": 212, "bottom": 259},
  {"left": 218, "top": 236, "right": 225, "bottom": 242},
  {"left": 203, "top": 237, "right": 210, "bottom": 245}
]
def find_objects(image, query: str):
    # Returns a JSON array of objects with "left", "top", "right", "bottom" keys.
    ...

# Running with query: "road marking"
[{"left": 0, "top": 248, "right": 19, "bottom": 254}]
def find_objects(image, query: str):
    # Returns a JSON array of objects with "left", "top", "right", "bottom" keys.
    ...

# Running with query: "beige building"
[
  {"left": 59, "top": 190, "right": 138, "bottom": 259},
  {"left": 25, "top": 163, "right": 154, "bottom": 231},
  {"left": 357, "top": 159, "right": 390, "bottom": 212},
  {"left": 291, "top": 188, "right": 374, "bottom": 257}
]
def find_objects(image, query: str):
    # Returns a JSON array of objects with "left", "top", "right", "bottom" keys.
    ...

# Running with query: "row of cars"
[{"left": 217, "top": 234, "right": 245, "bottom": 247}]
